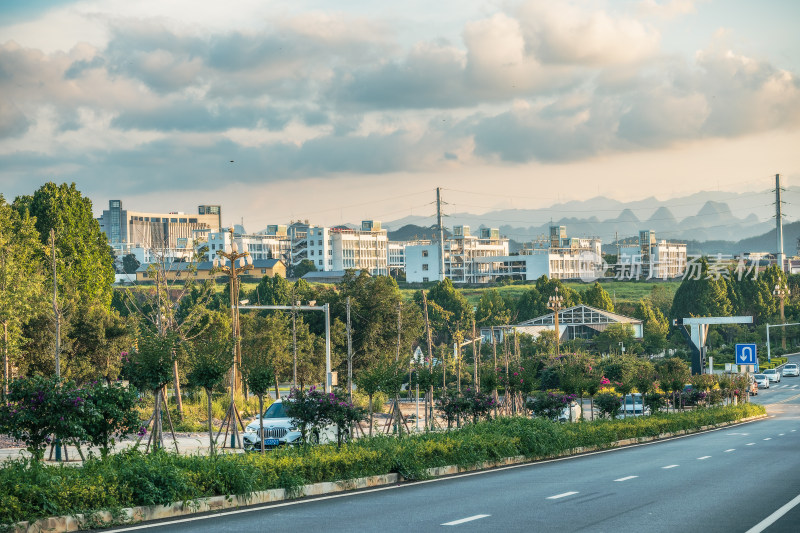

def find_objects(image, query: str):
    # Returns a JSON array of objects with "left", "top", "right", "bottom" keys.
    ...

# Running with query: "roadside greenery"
[{"left": 0, "top": 403, "right": 764, "bottom": 527}]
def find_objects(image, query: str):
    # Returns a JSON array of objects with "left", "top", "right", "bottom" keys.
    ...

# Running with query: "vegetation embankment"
[{"left": 0, "top": 403, "right": 764, "bottom": 527}]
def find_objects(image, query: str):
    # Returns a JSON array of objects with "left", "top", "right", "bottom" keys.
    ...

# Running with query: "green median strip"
[{"left": 0, "top": 403, "right": 765, "bottom": 531}]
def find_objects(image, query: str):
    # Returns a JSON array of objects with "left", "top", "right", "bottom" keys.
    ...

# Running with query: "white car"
[
  {"left": 242, "top": 399, "right": 336, "bottom": 451},
  {"left": 782, "top": 363, "right": 800, "bottom": 377},
  {"left": 763, "top": 368, "right": 781, "bottom": 383},
  {"left": 621, "top": 393, "right": 649, "bottom": 416},
  {"left": 754, "top": 374, "right": 770, "bottom": 389}
]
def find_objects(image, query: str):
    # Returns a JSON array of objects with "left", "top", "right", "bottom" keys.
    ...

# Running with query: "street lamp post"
[
  {"left": 548, "top": 287, "right": 564, "bottom": 356},
  {"left": 774, "top": 283, "right": 790, "bottom": 350},
  {"left": 214, "top": 228, "right": 253, "bottom": 448}
]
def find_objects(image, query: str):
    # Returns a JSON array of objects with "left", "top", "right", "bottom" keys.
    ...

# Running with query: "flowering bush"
[
  {"left": 286, "top": 387, "right": 364, "bottom": 447},
  {"left": 462, "top": 388, "right": 496, "bottom": 423},
  {"left": 526, "top": 392, "right": 576, "bottom": 421},
  {"left": 0, "top": 376, "right": 91, "bottom": 461},
  {"left": 594, "top": 392, "right": 622, "bottom": 419}
]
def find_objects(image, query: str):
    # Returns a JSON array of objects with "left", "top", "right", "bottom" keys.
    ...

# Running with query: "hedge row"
[{"left": 0, "top": 403, "right": 765, "bottom": 527}]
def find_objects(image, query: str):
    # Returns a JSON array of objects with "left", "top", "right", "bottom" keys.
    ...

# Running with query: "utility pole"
[
  {"left": 472, "top": 318, "right": 478, "bottom": 388},
  {"left": 347, "top": 296, "right": 353, "bottom": 402},
  {"left": 436, "top": 187, "right": 445, "bottom": 281},
  {"left": 422, "top": 290, "right": 434, "bottom": 431},
  {"left": 292, "top": 296, "right": 298, "bottom": 389},
  {"left": 50, "top": 229, "right": 61, "bottom": 378},
  {"left": 776, "top": 174, "right": 785, "bottom": 272}
]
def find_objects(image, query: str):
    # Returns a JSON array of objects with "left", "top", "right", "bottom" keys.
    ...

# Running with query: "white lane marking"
[
  {"left": 793, "top": 430, "right": 797, "bottom": 432},
  {"left": 442, "top": 515, "right": 490, "bottom": 526},
  {"left": 547, "top": 491, "right": 579, "bottom": 500},
  {"left": 662, "top": 465, "right": 679, "bottom": 469},
  {"left": 745, "top": 493, "right": 800, "bottom": 533},
  {"left": 101, "top": 416, "right": 768, "bottom": 532},
  {"left": 724, "top": 449, "right": 735, "bottom": 453},
  {"left": 764, "top": 438, "right": 772, "bottom": 441},
  {"left": 779, "top": 434, "right": 785, "bottom": 436},
  {"left": 614, "top": 476, "right": 638, "bottom": 482},
  {"left": 746, "top": 443, "right": 756, "bottom": 446},
  {"left": 697, "top": 456, "right": 711, "bottom": 460}
]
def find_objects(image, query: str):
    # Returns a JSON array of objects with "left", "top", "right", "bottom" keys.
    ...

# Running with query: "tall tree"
[
  {"left": 14, "top": 182, "right": 115, "bottom": 308},
  {"left": 634, "top": 299, "right": 668, "bottom": 354},
  {"left": 670, "top": 258, "right": 732, "bottom": 320},
  {"left": 475, "top": 289, "right": 512, "bottom": 326},
  {"left": 0, "top": 196, "right": 46, "bottom": 396},
  {"left": 424, "top": 278, "right": 473, "bottom": 342},
  {"left": 583, "top": 282, "right": 614, "bottom": 312}
]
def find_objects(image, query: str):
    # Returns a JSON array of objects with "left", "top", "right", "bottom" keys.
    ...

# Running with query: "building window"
[
  {"left": 422, "top": 264, "right": 428, "bottom": 271},
  {"left": 328, "top": 250, "right": 332, "bottom": 255},
  {"left": 179, "top": 218, "right": 187, "bottom": 223},
  {"left": 171, "top": 218, "right": 178, "bottom": 223},
  {"left": 311, "top": 250, "right": 314, "bottom": 256},
  {"left": 422, "top": 250, "right": 428, "bottom": 257},
  {"left": 318, "top": 260, "right": 322, "bottom": 265},
  {"left": 328, "top": 259, "right": 332, "bottom": 265},
  {"left": 423, "top": 277, "right": 429, "bottom": 283},
  {"left": 189, "top": 218, "right": 197, "bottom": 223},
  {"left": 318, "top": 240, "right": 322, "bottom": 245},
  {"left": 211, "top": 244, "right": 216, "bottom": 250},
  {"left": 261, "top": 268, "right": 267, "bottom": 274}
]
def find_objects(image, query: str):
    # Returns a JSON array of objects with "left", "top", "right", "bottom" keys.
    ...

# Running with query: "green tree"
[
  {"left": 670, "top": 258, "right": 732, "bottom": 320},
  {"left": 289, "top": 259, "right": 317, "bottom": 279},
  {"left": 583, "top": 282, "right": 614, "bottom": 312},
  {"left": 187, "top": 336, "right": 232, "bottom": 455},
  {"left": 475, "top": 289, "right": 512, "bottom": 326},
  {"left": 122, "top": 254, "right": 140, "bottom": 275},
  {"left": 0, "top": 195, "right": 46, "bottom": 397},
  {"left": 593, "top": 323, "right": 636, "bottom": 354},
  {"left": 425, "top": 278, "right": 473, "bottom": 343},
  {"left": 14, "top": 182, "right": 115, "bottom": 308},
  {"left": 634, "top": 299, "right": 669, "bottom": 354},
  {"left": 240, "top": 339, "right": 278, "bottom": 453},
  {"left": 249, "top": 274, "right": 292, "bottom": 306},
  {"left": 67, "top": 305, "right": 132, "bottom": 384},
  {"left": 656, "top": 357, "right": 690, "bottom": 412}
]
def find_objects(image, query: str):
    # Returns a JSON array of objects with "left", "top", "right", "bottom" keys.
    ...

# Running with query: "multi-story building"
[
  {"left": 388, "top": 241, "right": 409, "bottom": 278},
  {"left": 293, "top": 221, "right": 388, "bottom": 276},
  {"left": 619, "top": 230, "right": 687, "bottom": 279},
  {"left": 98, "top": 200, "right": 221, "bottom": 258},
  {"left": 201, "top": 227, "right": 292, "bottom": 264},
  {"left": 405, "top": 226, "right": 510, "bottom": 283},
  {"left": 517, "top": 226, "right": 604, "bottom": 280}
]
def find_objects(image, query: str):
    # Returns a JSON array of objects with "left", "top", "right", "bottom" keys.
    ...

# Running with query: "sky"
[{"left": 1, "top": 0, "right": 799, "bottom": 230}]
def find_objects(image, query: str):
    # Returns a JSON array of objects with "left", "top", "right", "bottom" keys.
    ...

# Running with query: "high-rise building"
[{"left": 98, "top": 200, "right": 221, "bottom": 258}]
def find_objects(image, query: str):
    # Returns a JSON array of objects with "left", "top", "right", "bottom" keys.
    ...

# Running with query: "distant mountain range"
[{"left": 384, "top": 188, "right": 800, "bottom": 256}]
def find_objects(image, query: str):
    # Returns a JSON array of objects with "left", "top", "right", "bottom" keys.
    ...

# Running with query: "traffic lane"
[{"left": 105, "top": 416, "right": 800, "bottom": 533}]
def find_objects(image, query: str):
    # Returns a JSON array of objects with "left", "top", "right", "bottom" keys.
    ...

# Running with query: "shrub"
[
  {"left": 594, "top": 392, "right": 621, "bottom": 419},
  {"left": 526, "top": 392, "right": 573, "bottom": 421}
]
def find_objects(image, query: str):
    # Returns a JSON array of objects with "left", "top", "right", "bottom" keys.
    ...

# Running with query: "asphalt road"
[{"left": 107, "top": 359, "right": 800, "bottom": 533}]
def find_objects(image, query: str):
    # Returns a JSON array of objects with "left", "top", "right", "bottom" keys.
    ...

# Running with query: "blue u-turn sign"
[{"left": 735, "top": 344, "right": 758, "bottom": 365}]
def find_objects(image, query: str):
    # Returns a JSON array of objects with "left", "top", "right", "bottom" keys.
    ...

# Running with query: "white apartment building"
[
  {"left": 202, "top": 226, "right": 291, "bottom": 263},
  {"left": 388, "top": 242, "right": 409, "bottom": 278},
  {"left": 619, "top": 230, "right": 687, "bottom": 279},
  {"left": 302, "top": 221, "right": 388, "bottom": 276},
  {"left": 517, "top": 226, "right": 604, "bottom": 280},
  {"left": 405, "top": 226, "right": 510, "bottom": 283}
]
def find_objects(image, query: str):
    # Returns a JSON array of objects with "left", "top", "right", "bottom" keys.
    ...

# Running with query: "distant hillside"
[{"left": 387, "top": 224, "right": 451, "bottom": 241}]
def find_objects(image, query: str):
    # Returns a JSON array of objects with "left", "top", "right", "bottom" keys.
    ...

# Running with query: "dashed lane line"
[
  {"left": 697, "top": 456, "right": 711, "bottom": 460},
  {"left": 746, "top": 443, "right": 756, "bottom": 446},
  {"left": 764, "top": 438, "right": 772, "bottom": 441},
  {"left": 442, "top": 515, "right": 490, "bottom": 526},
  {"left": 724, "top": 449, "right": 735, "bottom": 453},
  {"left": 614, "top": 476, "right": 638, "bottom": 482},
  {"left": 662, "top": 465, "right": 679, "bottom": 469},
  {"left": 547, "top": 492, "right": 579, "bottom": 500}
]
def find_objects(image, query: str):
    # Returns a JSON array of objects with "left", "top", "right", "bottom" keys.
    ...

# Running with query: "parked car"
[
  {"left": 763, "top": 368, "right": 781, "bottom": 383},
  {"left": 782, "top": 363, "right": 800, "bottom": 377},
  {"left": 558, "top": 401, "right": 582, "bottom": 422},
  {"left": 754, "top": 374, "right": 770, "bottom": 389},
  {"left": 621, "top": 393, "right": 649, "bottom": 415},
  {"left": 242, "top": 399, "right": 336, "bottom": 451}
]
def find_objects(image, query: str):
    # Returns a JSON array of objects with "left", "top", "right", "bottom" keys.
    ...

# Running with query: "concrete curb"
[{"left": 9, "top": 413, "right": 767, "bottom": 533}]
